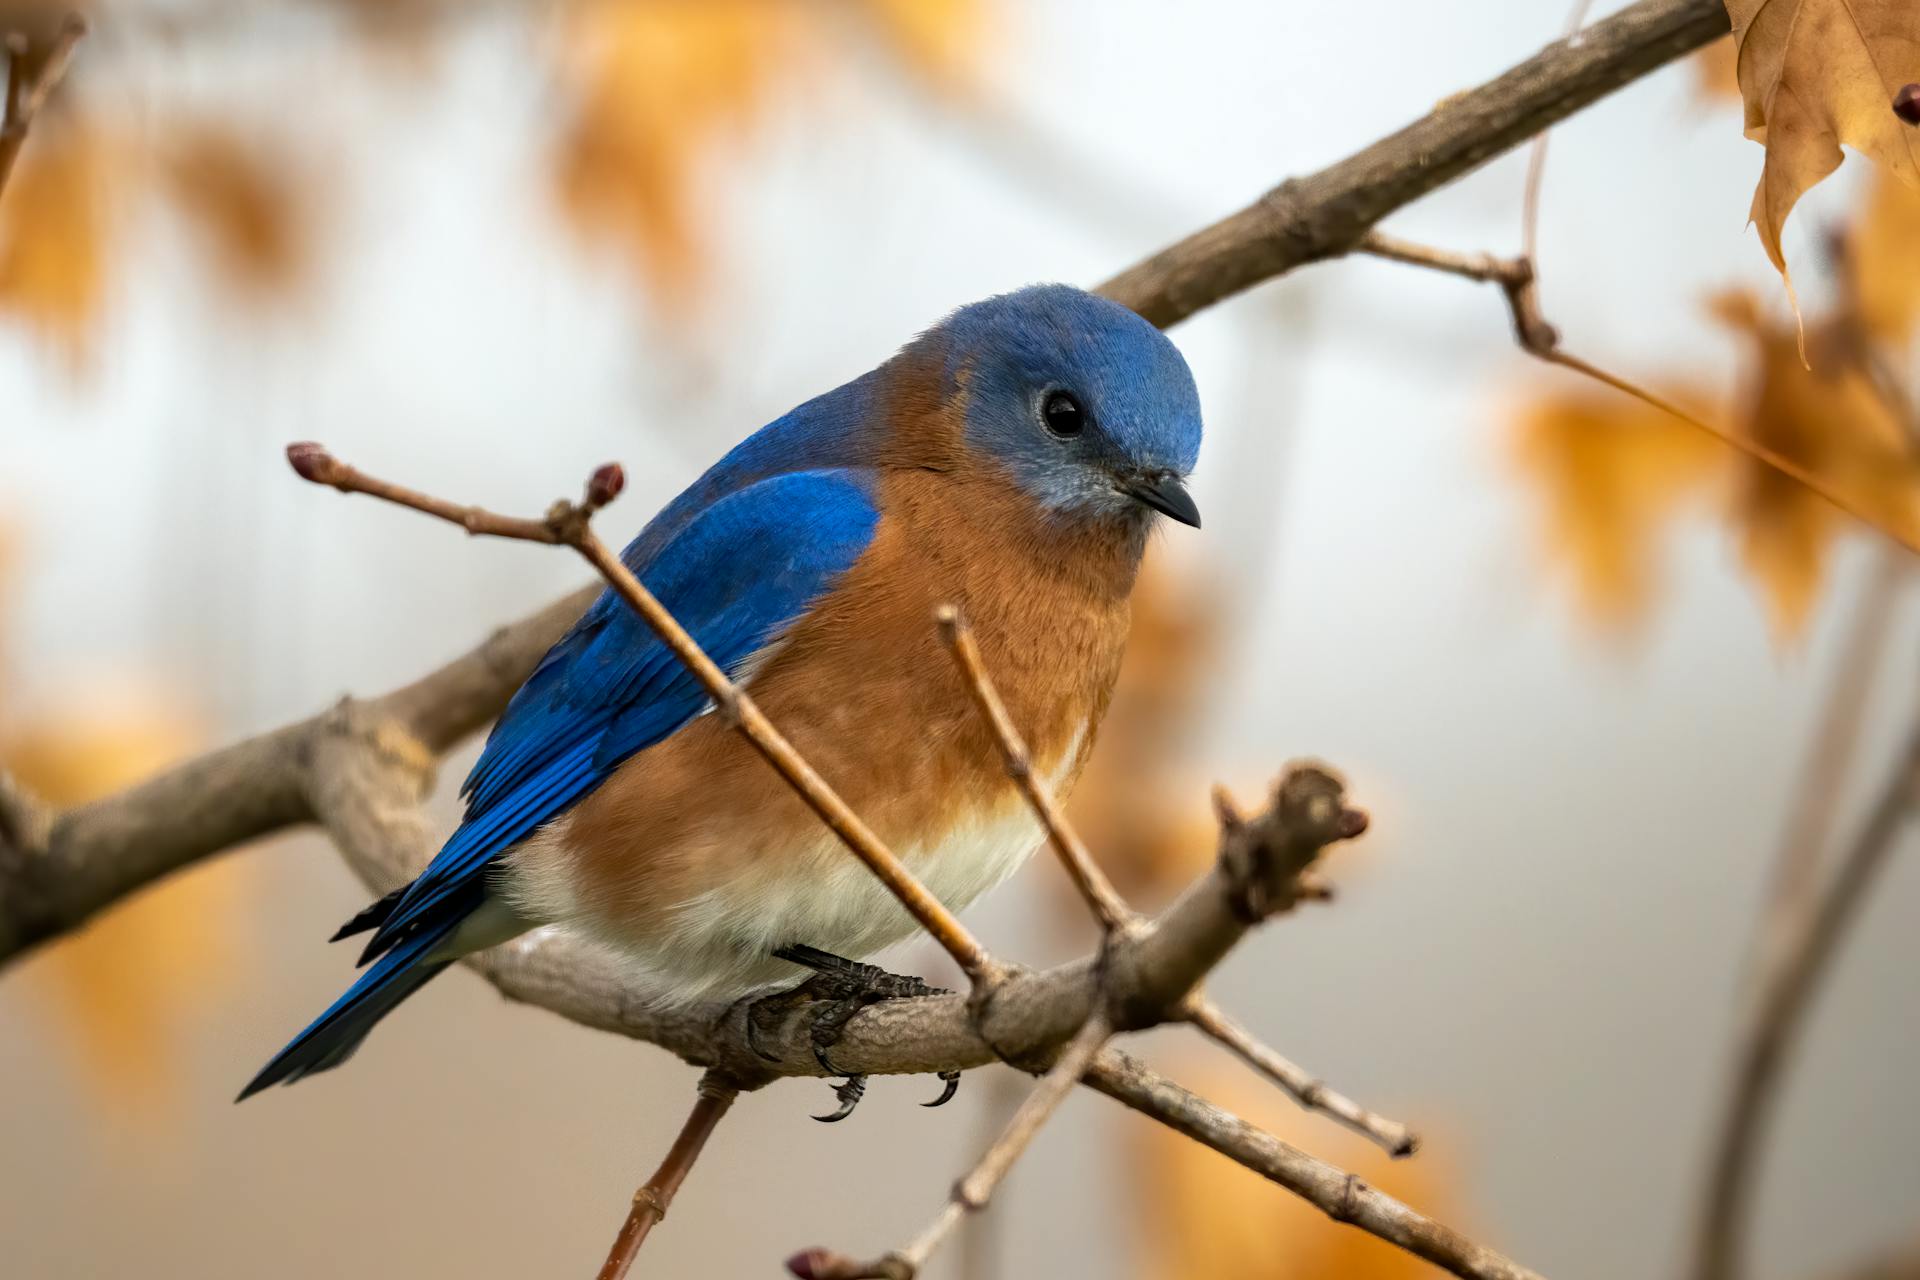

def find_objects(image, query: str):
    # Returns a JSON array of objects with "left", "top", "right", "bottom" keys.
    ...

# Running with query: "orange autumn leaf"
[
  {"left": 1133, "top": 1059, "right": 1455, "bottom": 1280},
  {"left": 1510, "top": 384, "right": 1723, "bottom": 629},
  {"left": 1726, "top": 0, "right": 1920, "bottom": 277},
  {"left": 161, "top": 124, "right": 310, "bottom": 299},
  {"left": 1711, "top": 291, "right": 1920, "bottom": 636},
  {"left": 551, "top": 0, "right": 988, "bottom": 308},
  {"left": 3, "top": 688, "right": 250, "bottom": 1122},
  {"left": 0, "top": 115, "right": 111, "bottom": 363},
  {"left": 1847, "top": 167, "right": 1920, "bottom": 345}
]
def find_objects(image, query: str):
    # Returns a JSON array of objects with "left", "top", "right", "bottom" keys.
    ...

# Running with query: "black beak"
[{"left": 1120, "top": 472, "right": 1201, "bottom": 528}]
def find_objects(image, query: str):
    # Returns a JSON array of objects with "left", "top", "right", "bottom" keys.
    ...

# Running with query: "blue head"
[{"left": 936, "top": 284, "right": 1203, "bottom": 528}]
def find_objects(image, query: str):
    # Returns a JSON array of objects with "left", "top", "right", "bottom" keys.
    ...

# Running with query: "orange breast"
[{"left": 507, "top": 464, "right": 1141, "bottom": 977}]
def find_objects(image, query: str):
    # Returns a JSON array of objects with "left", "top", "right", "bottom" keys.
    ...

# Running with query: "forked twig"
[
  {"left": 596, "top": 1073, "right": 738, "bottom": 1280},
  {"left": 1182, "top": 994, "right": 1419, "bottom": 1158}
]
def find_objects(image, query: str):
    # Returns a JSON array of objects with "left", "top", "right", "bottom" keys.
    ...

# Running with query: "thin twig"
[
  {"left": 789, "top": 1014, "right": 1114, "bottom": 1280},
  {"left": 1519, "top": 0, "right": 1599, "bottom": 274},
  {"left": 596, "top": 1072, "right": 739, "bottom": 1280},
  {"left": 1087, "top": 1048, "right": 1546, "bottom": 1280},
  {"left": 1745, "top": 551, "right": 1906, "bottom": 1000},
  {"left": 1182, "top": 994, "right": 1419, "bottom": 1158},
  {"left": 935, "top": 605, "right": 1136, "bottom": 935},
  {"left": 1692, "top": 718, "right": 1920, "bottom": 1280},
  {"left": 287, "top": 443, "right": 995, "bottom": 981},
  {"left": 1352, "top": 232, "right": 1920, "bottom": 559},
  {"left": 0, "top": 14, "right": 86, "bottom": 202}
]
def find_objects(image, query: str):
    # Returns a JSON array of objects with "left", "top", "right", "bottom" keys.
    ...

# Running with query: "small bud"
[
  {"left": 286, "top": 441, "right": 329, "bottom": 482},
  {"left": 586, "top": 462, "right": 626, "bottom": 509},
  {"left": 1895, "top": 83, "right": 1920, "bottom": 125}
]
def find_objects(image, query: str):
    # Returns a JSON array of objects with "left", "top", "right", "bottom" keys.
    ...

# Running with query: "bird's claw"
[
  {"left": 922, "top": 1070, "right": 961, "bottom": 1108},
  {"left": 770, "top": 943, "right": 960, "bottom": 1120},
  {"left": 814, "top": 1075, "right": 866, "bottom": 1123}
]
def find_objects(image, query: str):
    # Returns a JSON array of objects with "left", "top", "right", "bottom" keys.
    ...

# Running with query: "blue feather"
[
  {"left": 358, "top": 467, "right": 881, "bottom": 961},
  {"left": 242, "top": 469, "right": 880, "bottom": 1094}
]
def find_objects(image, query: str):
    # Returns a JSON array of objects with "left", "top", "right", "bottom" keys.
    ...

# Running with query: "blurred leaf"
[
  {"left": 1064, "top": 556, "right": 1220, "bottom": 906},
  {"left": 2, "top": 687, "right": 247, "bottom": 1123},
  {"left": 1710, "top": 290, "right": 1920, "bottom": 636},
  {"left": 0, "top": 115, "right": 111, "bottom": 364},
  {"left": 1726, "top": 0, "right": 1920, "bottom": 278},
  {"left": 1693, "top": 36, "right": 1742, "bottom": 104},
  {"left": 161, "top": 124, "right": 311, "bottom": 300},
  {"left": 1847, "top": 168, "right": 1920, "bottom": 346},
  {"left": 552, "top": 0, "right": 810, "bottom": 308},
  {"left": 552, "top": 0, "right": 988, "bottom": 307},
  {"left": 859, "top": 0, "right": 987, "bottom": 91},
  {"left": 1509, "top": 383, "right": 1722, "bottom": 630},
  {"left": 1134, "top": 1058, "right": 1456, "bottom": 1280}
]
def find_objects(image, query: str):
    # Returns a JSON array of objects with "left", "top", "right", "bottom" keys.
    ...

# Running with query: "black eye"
[{"left": 1041, "top": 390, "right": 1086, "bottom": 438}]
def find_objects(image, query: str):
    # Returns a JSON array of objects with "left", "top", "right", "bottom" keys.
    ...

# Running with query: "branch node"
[{"left": 1219, "top": 762, "right": 1367, "bottom": 924}]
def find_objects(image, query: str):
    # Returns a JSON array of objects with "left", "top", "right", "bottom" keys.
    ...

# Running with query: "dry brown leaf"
[
  {"left": 3, "top": 689, "right": 248, "bottom": 1122},
  {"left": 1727, "top": 0, "right": 1920, "bottom": 276},
  {"left": 1510, "top": 384, "right": 1723, "bottom": 629},
  {"left": 1847, "top": 167, "right": 1920, "bottom": 344},
  {"left": 161, "top": 124, "right": 310, "bottom": 299},
  {"left": 1133, "top": 1058, "right": 1455, "bottom": 1280},
  {"left": 1711, "top": 290, "right": 1920, "bottom": 636},
  {"left": 0, "top": 115, "right": 110, "bottom": 364}
]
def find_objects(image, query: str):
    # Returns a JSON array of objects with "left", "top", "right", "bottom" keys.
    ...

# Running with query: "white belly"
[{"left": 645, "top": 801, "right": 1044, "bottom": 1001}]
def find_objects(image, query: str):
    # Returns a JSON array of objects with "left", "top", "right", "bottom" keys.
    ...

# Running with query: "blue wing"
[{"left": 357, "top": 468, "right": 882, "bottom": 962}]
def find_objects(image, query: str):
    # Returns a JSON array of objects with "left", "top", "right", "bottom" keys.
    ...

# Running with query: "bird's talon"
[
  {"left": 814, "top": 1075, "right": 866, "bottom": 1123},
  {"left": 922, "top": 1070, "right": 961, "bottom": 1108}
]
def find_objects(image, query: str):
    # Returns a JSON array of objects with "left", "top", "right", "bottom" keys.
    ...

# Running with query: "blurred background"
[{"left": 2, "top": 2, "right": 1917, "bottom": 1277}]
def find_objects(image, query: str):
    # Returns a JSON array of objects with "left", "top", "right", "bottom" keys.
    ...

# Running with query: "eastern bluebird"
[{"left": 241, "top": 284, "right": 1204, "bottom": 1100}]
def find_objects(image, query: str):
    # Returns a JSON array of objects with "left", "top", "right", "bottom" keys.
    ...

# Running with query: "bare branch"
[
  {"left": 1182, "top": 994, "right": 1419, "bottom": 1158},
  {"left": 597, "top": 1072, "right": 739, "bottom": 1280},
  {"left": 936, "top": 605, "right": 1135, "bottom": 935},
  {"left": 1692, "top": 719, "right": 1920, "bottom": 1280},
  {"left": 0, "top": 13, "right": 85, "bottom": 202},
  {"left": 1086, "top": 1049, "right": 1546, "bottom": 1280}
]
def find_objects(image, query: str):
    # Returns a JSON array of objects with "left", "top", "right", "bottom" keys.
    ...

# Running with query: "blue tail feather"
[{"left": 238, "top": 920, "right": 456, "bottom": 1101}]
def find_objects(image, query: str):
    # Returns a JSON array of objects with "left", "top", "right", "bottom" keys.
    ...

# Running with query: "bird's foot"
[{"left": 752, "top": 944, "right": 960, "bottom": 1121}]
